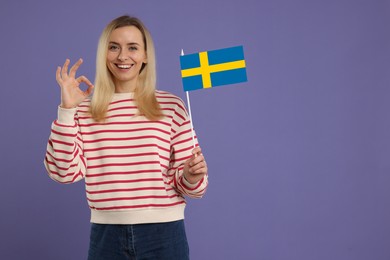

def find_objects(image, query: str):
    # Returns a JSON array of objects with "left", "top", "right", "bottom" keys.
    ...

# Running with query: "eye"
[
  {"left": 129, "top": 46, "right": 138, "bottom": 51},
  {"left": 108, "top": 45, "right": 119, "bottom": 51}
]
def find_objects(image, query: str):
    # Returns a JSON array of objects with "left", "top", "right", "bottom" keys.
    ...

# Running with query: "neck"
[{"left": 114, "top": 80, "right": 137, "bottom": 93}]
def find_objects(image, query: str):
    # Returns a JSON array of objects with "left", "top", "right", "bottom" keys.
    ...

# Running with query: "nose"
[{"left": 117, "top": 49, "right": 129, "bottom": 61}]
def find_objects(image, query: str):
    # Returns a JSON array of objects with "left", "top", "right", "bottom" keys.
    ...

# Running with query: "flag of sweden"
[{"left": 180, "top": 46, "right": 247, "bottom": 91}]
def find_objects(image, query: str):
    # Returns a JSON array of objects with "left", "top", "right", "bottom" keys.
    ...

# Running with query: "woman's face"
[{"left": 106, "top": 26, "right": 147, "bottom": 91}]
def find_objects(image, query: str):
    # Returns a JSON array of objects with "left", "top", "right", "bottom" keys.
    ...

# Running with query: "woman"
[{"left": 44, "top": 15, "right": 208, "bottom": 260}]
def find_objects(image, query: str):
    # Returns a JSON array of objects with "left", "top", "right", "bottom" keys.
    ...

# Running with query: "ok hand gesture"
[{"left": 56, "top": 59, "right": 94, "bottom": 109}]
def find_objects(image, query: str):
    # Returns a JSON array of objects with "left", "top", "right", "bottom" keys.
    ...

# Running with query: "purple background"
[{"left": 1, "top": 0, "right": 390, "bottom": 259}]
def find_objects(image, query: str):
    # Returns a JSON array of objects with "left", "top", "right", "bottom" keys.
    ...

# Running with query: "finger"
[
  {"left": 192, "top": 147, "right": 201, "bottom": 154},
  {"left": 77, "top": 75, "right": 93, "bottom": 86},
  {"left": 69, "top": 58, "right": 83, "bottom": 78},
  {"left": 61, "top": 59, "right": 70, "bottom": 79},
  {"left": 56, "top": 66, "right": 62, "bottom": 85},
  {"left": 84, "top": 84, "right": 94, "bottom": 96},
  {"left": 190, "top": 158, "right": 204, "bottom": 169},
  {"left": 77, "top": 76, "right": 94, "bottom": 96},
  {"left": 192, "top": 167, "right": 207, "bottom": 175},
  {"left": 190, "top": 161, "right": 207, "bottom": 174},
  {"left": 192, "top": 147, "right": 202, "bottom": 157},
  {"left": 189, "top": 153, "right": 205, "bottom": 166}
]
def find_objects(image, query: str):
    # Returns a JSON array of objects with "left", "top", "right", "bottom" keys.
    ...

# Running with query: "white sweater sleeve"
[
  {"left": 44, "top": 107, "right": 87, "bottom": 184},
  {"left": 167, "top": 101, "right": 208, "bottom": 198}
]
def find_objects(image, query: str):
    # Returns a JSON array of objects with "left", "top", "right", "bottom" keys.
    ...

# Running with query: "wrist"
[
  {"left": 60, "top": 103, "right": 76, "bottom": 109},
  {"left": 183, "top": 172, "right": 204, "bottom": 184}
]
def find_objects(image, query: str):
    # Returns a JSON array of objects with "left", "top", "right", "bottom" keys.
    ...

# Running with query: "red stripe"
[
  {"left": 78, "top": 120, "right": 171, "bottom": 128},
  {"left": 172, "top": 119, "right": 181, "bottom": 128},
  {"left": 73, "top": 170, "right": 84, "bottom": 180},
  {"left": 45, "top": 157, "right": 78, "bottom": 171},
  {"left": 179, "top": 176, "right": 204, "bottom": 191},
  {"left": 50, "top": 170, "right": 83, "bottom": 183},
  {"left": 173, "top": 145, "right": 193, "bottom": 154},
  {"left": 174, "top": 104, "right": 188, "bottom": 116},
  {"left": 167, "top": 164, "right": 184, "bottom": 172},
  {"left": 86, "top": 186, "right": 165, "bottom": 194},
  {"left": 89, "top": 201, "right": 185, "bottom": 210},
  {"left": 80, "top": 154, "right": 87, "bottom": 168},
  {"left": 46, "top": 149, "right": 80, "bottom": 163},
  {"left": 87, "top": 194, "right": 179, "bottom": 203},
  {"left": 85, "top": 178, "right": 163, "bottom": 186},
  {"left": 86, "top": 169, "right": 161, "bottom": 178},
  {"left": 49, "top": 140, "right": 78, "bottom": 155},
  {"left": 87, "top": 160, "right": 161, "bottom": 169},
  {"left": 110, "top": 99, "right": 134, "bottom": 105},
  {"left": 169, "top": 155, "right": 191, "bottom": 164},
  {"left": 174, "top": 110, "right": 186, "bottom": 121},
  {"left": 84, "top": 144, "right": 169, "bottom": 153},
  {"left": 78, "top": 113, "right": 170, "bottom": 121},
  {"left": 159, "top": 101, "right": 184, "bottom": 106},
  {"left": 160, "top": 164, "right": 168, "bottom": 170},
  {"left": 48, "top": 169, "right": 76, "bottom": 178},
  {"left": 172, "top": 136, "right": 192, "bottom": 146},
  {"left": 52, "top": 148, "right": 75, "bottom": 155},
  {"left": 88, "top": 152, "right": 159, "bottom": 161},
  {"left": 161, "top": 107, "right": 175, "bottom": 112},
  {"left": 168, "top": 178, "right": 174, "bottom": 186},
  {"left": 184, "top": 186, "right": 207, "bottom": 198},
  {"left": 51, "top": 129, "right": 77, "bottom": 137},
  {"left": 60, "top": 171, "right": 83, "bottom": 184},
  {"left": 54, "top": 120, "right": 77, "bottom": 128},
  {"left": 78, "top": 114, "right": 134, "bottom": 120},
  {"left": 80, "top": 127, "right": 170, "bottom": 136},
  {"left": 83, "top": 135, "right": 170, "bottom": 144},
  {"left": 160, "top": 155, "right": 170, "bottom": 161},
  {"left": 172, "top": 126, "right": 191, "bottom": 140},
  {"left": 173, "top": 171, "right": 178, "bottom": 188},
  {"left": 87, "top": 155, "right": 169, "bottom": 165},
  {"left": 165, "top": 168, "right": 177, "bottom": 178},
  {"left": 156, "top": 94, "right": 181, "bottom": 101},
  {"left": 50, "top": 138, "right": 74, "bottom": 147},
  {"left": 78, "top": 112, "right": 173, "bottom": 121},
  {"left": 108, "top": 106, "right": 137, "bottom": 112}
]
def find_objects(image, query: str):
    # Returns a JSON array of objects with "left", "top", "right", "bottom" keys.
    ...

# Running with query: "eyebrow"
[{"left": 109, "top": 41, "right": 141, "bottom": 46}]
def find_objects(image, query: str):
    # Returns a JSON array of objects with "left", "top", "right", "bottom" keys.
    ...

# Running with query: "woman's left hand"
[{"left": 183, "top": 147, "right": 208, "bottom": 184}]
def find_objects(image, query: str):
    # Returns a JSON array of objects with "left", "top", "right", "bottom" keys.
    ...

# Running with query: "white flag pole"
[{"left": 181, "top": 49, "right": 196, "bottom": 148}]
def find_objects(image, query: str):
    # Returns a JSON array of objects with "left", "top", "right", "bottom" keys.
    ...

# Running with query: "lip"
[{"left": 115, "top": 63, "right": 134, "bottom": 69}]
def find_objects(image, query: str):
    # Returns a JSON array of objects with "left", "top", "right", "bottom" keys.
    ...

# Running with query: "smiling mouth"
[{"left": 115, "top": 64, "right": 133, "bottom": 69}]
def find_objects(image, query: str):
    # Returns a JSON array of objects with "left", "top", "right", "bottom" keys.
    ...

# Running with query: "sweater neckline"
[{"left": 113, "top": 92, "right": 134, "bottom": 100}]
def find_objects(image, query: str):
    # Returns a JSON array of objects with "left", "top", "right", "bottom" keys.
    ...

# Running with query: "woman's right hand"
[{"left": 56, "top": 58, "right": 94, "bottom": 109}]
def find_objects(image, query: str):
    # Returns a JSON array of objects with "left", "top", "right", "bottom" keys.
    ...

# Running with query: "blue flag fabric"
[{"left": 180, "top": 46, "right": 247, "bottom": 91}]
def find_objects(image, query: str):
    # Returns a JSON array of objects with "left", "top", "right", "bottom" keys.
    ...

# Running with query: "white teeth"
[{"left": 117, "top": 64, "right": 131, "bottom": 69}]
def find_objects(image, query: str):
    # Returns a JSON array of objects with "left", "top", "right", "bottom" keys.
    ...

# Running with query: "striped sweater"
[{"left": 44, "top": 90, "right": 208, "bottom": 224}]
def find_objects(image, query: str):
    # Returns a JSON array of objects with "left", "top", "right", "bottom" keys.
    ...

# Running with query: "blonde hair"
[{"left": 90, "top": 15, "right": 162, "bottom": 121}]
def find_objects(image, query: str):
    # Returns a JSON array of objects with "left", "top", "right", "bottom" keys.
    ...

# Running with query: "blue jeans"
[{"left": 87, "top": 220, "right": 189, "bottom": 260}]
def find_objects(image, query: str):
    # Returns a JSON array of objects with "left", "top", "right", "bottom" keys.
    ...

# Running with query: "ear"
[{"left": 143, "top": 54, "right": 148, "bottom": 64}]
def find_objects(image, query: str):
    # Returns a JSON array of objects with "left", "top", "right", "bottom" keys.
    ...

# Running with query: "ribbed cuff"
[
  {"left": 182, "top": 175, "right": 203, "bottom": 189},
  {"left": 57, "top": 106, "right": 77, "bottom": 125}
]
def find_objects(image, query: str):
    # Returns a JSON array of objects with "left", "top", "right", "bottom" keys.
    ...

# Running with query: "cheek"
[
  {"left": 106, "top": 59, "right": 115, "bottom": 74},
  {"left": 106, "top": 52, "right": 116, "bottom": 62},
  {"left": 134, "top": 52, "right": 147, "bottom": 63},
  {"left": 106, "top": 52, "right": 117, "bottom": 65}
]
